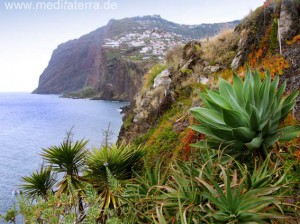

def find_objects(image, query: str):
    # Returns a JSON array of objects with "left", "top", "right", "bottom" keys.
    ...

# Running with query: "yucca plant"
[
  {"left": 86, "top": 144, "right": 145, "bottom": 186},
  {"left": 85, "top": 144, "right": 145, "bottom": 221},
  {"left": 41, "top": 139, "right": 88, "bottom": 197},
  {"left": 20, "top": 165, "right": 56, "bottom": 200},
  {"left": 191, "top": 69, "right": 300, "bottom": 158}
]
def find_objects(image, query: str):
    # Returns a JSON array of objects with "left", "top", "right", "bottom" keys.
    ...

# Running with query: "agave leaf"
[
  {"left": 264, "top": 133, "right": 280, "bottom": 148},
  {"left": 253, "top": 70, "right": 262, "bottom": 107},
  {"left": 205, "top": 98, "right": 223, "bottom": 113},
  {"left": 207, "top": 91, "right": 232, "bottom": 109},
  {"left": 222, "top": 108, "right": 248, "bottom": 128},
  {"left": 246, "top": 68, "right": 255, "bottom": 106},
  {"left": 249, "top": 106, "right": 260, "bottom": 131},
  {"left": 245, "top": 136, "right": 263, "bottom": 150},
  {"left": 261, "top": 120, "right": 271, "bottom": 136},
  {"left": 243, "top": 75, "right": 251, "bottom": 103},
  {"left": 208, "top": 125, "right": 236, "bottom": 141},
  {"left": 201, "top": 92, "right": 222, "bottom": 112},
  {"left": 279, "top": 125, "right": 300, "bottom": 141},
  {"left": 282, "top": 90, "right": 299, "bottom": 107},
  {"left": 260, "top": 72, "right": 271, "bottom": 115},
  {"left": 233, "top": 72, "right": 244, "bottom": 106},
  {"left": 262, "top": 76, "right": 278, "bottom": 120},
  {"left": 279, "top": 101, "right": 296, "bottom": 123},
  {"left": 219, "top": 78, "right": 237, "bottom": 99},
  {"left": 275, "top": 81, "right": 286, "bottom": 105},
  {"left": 219, "top": 78, "right": 245, "bottom": 114},
  {"left": 232, "top": 127, "right": 256, "bottom": 142},
  {"left": 190, "top": 107, "right": 227, "bottom": 127},
  {"left": 190, "top": 125, "right": 221, "bottom": 140},
  {"left": 269, "top": 76, "right": 279, "bottom": 100}
]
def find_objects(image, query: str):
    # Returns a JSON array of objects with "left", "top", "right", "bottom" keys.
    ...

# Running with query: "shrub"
[{"left": 190, "top": 69, "right": 300, "bottom": 159}]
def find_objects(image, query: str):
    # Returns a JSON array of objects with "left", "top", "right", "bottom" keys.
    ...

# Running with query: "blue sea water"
[{"left": 0, "top": 93, "right": 128, "bottom": 217}]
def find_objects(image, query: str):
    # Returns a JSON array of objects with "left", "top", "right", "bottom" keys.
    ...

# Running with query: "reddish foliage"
[
  {"left": 294, "top": 150, "right": 300, "bottom": 161},
  {"left": 181, "top": 129, "right": 204, "bottom": 160}
]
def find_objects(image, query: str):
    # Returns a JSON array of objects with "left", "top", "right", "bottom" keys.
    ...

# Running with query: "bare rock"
[
  {"left": 153, "top": 69, "right": 171, "bottom": 88},
  {"left": 203, "top": 65, "right": 221, "bottom": 75},
  {"left": 279, "top": 0, "right": 300, "bottom": 42}
]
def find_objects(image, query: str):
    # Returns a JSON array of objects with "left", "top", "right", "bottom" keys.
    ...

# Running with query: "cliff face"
[
  {"left": 118, "top": 0, "right": 300, "bottom": 161},
  {"left": 94, "top": 51, "right": 148, "bottom": 101},
  {"left": 33, "top": 28, "right": 106, "bottom": 94},
  {"left": 33, "top": 28, "right": 147, "bottom": 101},
  {"left": 33, "top": 16, "right": 239, "bottom": 101}
]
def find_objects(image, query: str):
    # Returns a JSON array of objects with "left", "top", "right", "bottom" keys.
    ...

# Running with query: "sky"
[{"left": 0, "top": 0, "right": 265, "bottom": 92}]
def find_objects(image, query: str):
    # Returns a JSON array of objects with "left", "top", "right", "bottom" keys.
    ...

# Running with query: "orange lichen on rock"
[{"left": 286, "top": 34, "right": 300, "bottom": 45}]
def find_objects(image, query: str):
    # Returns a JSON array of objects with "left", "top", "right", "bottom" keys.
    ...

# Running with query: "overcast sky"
[{"left": 0, "top": 0, "right": 265, "bottom": 92}]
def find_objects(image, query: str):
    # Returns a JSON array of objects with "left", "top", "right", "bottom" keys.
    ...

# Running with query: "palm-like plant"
[
  {"left": 85, "top": 144, "right": 145, "bottom": 221},
  {"left": 41, "top": 139, "right": 88, "bottom": 196},
  {"left": 20, "top": 165, "right": 56, "bottom": 200},
  {"left": 191, "top": 69, "right": 300, "bottom": 158}
]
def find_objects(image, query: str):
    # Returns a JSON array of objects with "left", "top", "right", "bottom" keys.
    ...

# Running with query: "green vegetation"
[
  {"left": 142, "top": 63, "right": 168, "bottom": 92},
  {"left": 20, "top": 165, "right": 56, "bottom": 200},
  {"left": 269, "top": 18, "right": 278, "bottom": 53},
  {"left": 180, "top": 68, "right": 193, "bottom": 75},
  {"left": 0, "top": 205, "right": 17, "bottom": 224},
  {"left": 191, "top": 69, "right": 300, "bottom": 159},
  {"left": 15, "top": 137, "right": 145, "bottom": 223},
  {"left": 63, "top": 87, "right": 95, "bottom": 99},
  {"left": 122, "top": 113, "right": 134, "bottom": 130}
]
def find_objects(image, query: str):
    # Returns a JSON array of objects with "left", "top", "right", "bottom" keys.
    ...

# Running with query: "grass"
[
  {"left": 202, "top": 29, "right": 239, "bottom": 67},
  {"left": 142, "top": 64, "right": 168, "bottom": 93}
]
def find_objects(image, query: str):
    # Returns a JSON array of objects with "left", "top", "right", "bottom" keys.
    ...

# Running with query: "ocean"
[{"left": 0, "top": 93, "right": 128, "bottom": 217}]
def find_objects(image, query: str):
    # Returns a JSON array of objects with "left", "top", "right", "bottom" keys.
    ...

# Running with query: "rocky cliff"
[
  {"left": 231, "top": 0, "right": 300, "bottom": 117},
  {"left": 118, "top": 0, "right": 300, "bottom": 162},
  {"left": 33, "top": 28, "right": 106, "bottom": 94},
  {"left": 33, "top": 16, "right": 239, "bottom": 101}
]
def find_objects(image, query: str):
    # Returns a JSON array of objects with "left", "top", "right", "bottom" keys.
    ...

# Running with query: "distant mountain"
[{"left": 33, "top": 15, "right": 239, "bottom": 101}]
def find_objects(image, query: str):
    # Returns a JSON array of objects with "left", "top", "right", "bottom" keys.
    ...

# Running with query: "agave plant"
[
  {"left": 20, "top": 165, "right": 56, "bottom": 200},
  {"left": 191, "top": 69, "right": 300, "bottom": 158},
  {"left": 122, "top": 160, "right": 168, "bottom": 223},
  {"left": 196, "top": 161, "right": 292, "bottom": 223}
]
